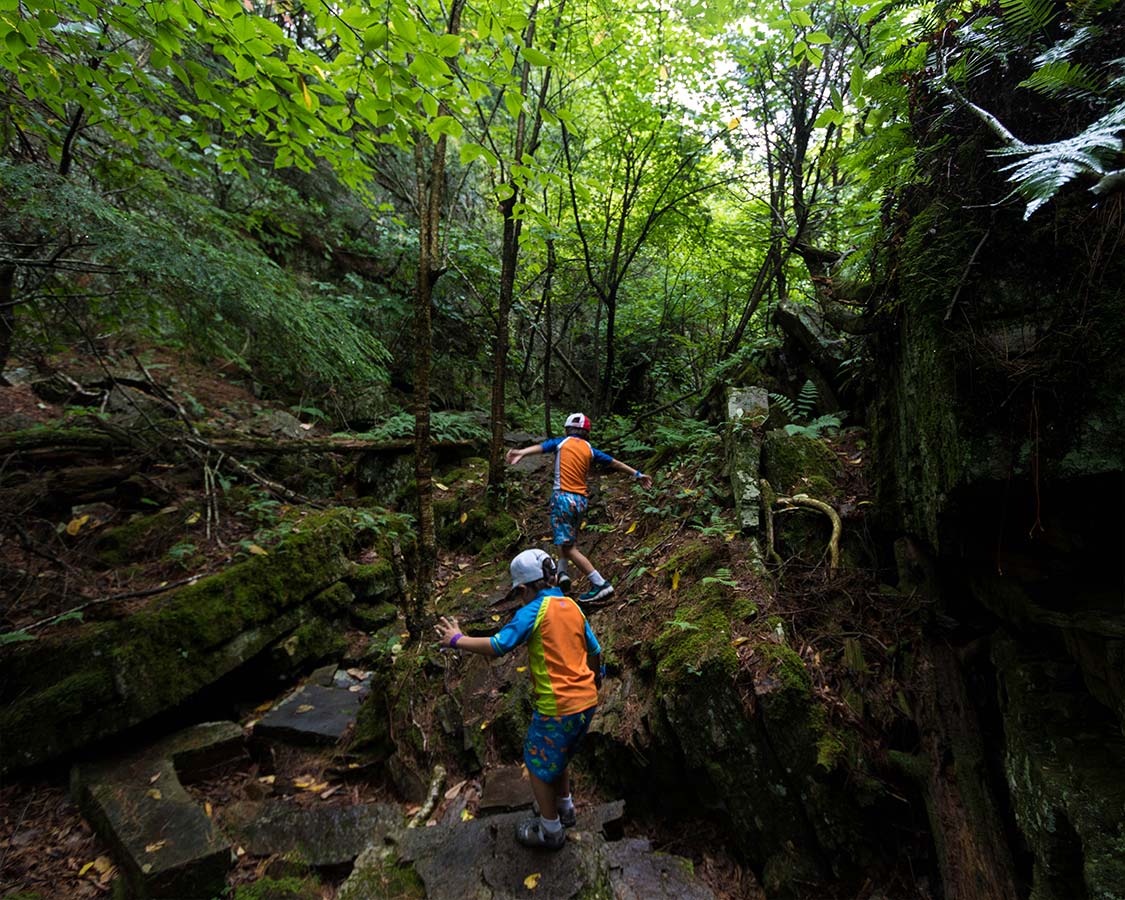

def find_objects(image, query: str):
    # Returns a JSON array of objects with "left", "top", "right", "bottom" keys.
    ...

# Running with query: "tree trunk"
[
  {"left": 487, "top": 197, "right": 521, "bottom": 488},
  {"left": 0, "top": 264, "right": 15, "bottom": 376}
]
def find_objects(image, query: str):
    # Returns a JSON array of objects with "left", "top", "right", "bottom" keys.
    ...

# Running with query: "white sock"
[
  {"left": 541, "top": 815, "right": 563, "bottom": 834},
  {"left": 558, "top": 794, "right": 575, "bottom": 812},
  {"left": 589, "top": 571, "right": 606, "bottom": 587}
]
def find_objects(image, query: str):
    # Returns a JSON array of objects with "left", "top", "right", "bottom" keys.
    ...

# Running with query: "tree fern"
[
  {"left": 1019, "top": 60, "right": 1102, "bottom": 98},
  {"left": 992, "top": 102, "right": 1125, "bottom": 218},
  {"left": 998, "top": 0, "right": 1059, "bottom": 41}
]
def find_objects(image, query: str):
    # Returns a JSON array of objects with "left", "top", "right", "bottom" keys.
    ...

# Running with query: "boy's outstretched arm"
[
  {"left": 506, "top": 443, "right": 545, "bottom": 465},
  {"left": 434, "top": 615, "right": 498, "bottom": 657},
  {"left": 607, "top": 458, "right": 653, "bottom": 489}
]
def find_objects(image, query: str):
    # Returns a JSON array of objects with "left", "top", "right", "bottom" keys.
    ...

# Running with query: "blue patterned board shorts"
[
  {"left": 524, "top": 707, "right": 596, "bottom": 783},
  {"left": 550, "top": 490, "right": 588, "bottom": 545}
]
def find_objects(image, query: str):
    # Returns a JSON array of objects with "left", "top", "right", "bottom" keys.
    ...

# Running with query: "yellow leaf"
[
  {"left": 480, "top": 720, "right": 489, "bottom": 730},
  {"left": 726, "top": 532, "right": 736, "bottom": 541},
  {"left": 516, "top": 666, "right": 527, "bottom": 672},
  {"left": 435, "top": 482, "right": 449, "bottom": 491},
  {"left": 247, "top": 543, "right": 268, "bottom": 556},
  {"left": 296, "top": 704, "right": 314, "bottom": 713},
  {"left": 149, "top": 772, "right": 161, "bottom": 783},
  {"left": 462, "top": 587, "right": 472, "bottom": 594},
  {"left": 625, "top": 521, "right": 636, "bottom": 534},
  {"left": 66, "top": 514, "right": 90, "bottom": 536},
  {"left": 524, "top": 873, "right": 541, "bottom": 889},
  {"left": 491, "top": 614, "right": 500, "bottom": 621},
  {"left": 145, "top": 840, "right": 166, "bottom": 853},
  {"left": 236, "top": 846, "right": 246, "bottom": 858},
  {"left": 728, "top": 116, "right": 741, "bottom": 129},
  {"left": 460, "top": 512, "right": 468, "bottom": 524},
  {"left": 91, "top": 857, "right": 113, "bottom": 876},
  {"left": 732, "top": 636, "right": 750, "bottom": 647},
  {"left": 657, "top": 63, "right": 668, "bottom": 80},
  {"left": 147, "top": 788, "right": 162, "bottom": 800},
  {"left": 672, "top": 570, "right": 680, "bottom": 591},
  {"left": 461, "top": 808, "right": 474, "bottom": 821},
  {"left": 258, "top": 775, "right": 276, "bottom": 784},
  {"left": 142, "top": 863, "right": 153, "bottom": 874},
  {"left": 79, "top": 861, "right": 95, "bottom": 877},
  {"left": 185, "top": 511, "right": 201, "bottom": 525},
  {"left": 300, "top": 77, "right": 311, "bottom": 109},
  {"left": 205, "top": 801, "right": 213, "bottom": 818}
]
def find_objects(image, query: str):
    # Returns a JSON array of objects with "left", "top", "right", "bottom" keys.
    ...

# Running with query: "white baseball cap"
[
  {"left": 565, "top": 412, "right": 591, "bottom": 430},
  {"left": 510, "top": 548, "right": 555, "bottom": 588}
]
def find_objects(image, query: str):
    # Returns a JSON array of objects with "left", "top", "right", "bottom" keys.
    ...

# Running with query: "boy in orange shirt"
[
  {"left": 435, "top": 548, "right": 603, "bottom": 849},
  {"left": 506, "top": 413, "right": 652, "bottom": 603}
]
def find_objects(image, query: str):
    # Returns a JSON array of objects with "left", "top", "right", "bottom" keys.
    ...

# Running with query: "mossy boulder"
[
  {"left": 92, "top": 506, "right": 198, "bottom": 567},
  {"left": 232, "top": 875, "right": 322, "bottom": 900},
  {"left": 0, "top": 508, "right": 377, "bottom": 774},
  {"left": 434, "top": 500, "right": 519, "bottom": 558},
  {"left": 761, "top": 429, "right": 843, "bottom": 498},
  {"left": 345, "top": 559, "right": 397, "bottom": 604}
]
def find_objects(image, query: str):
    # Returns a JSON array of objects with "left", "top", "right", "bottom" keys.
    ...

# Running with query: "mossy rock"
[
  {"left": 269, "top": 618, "right": 347, "bottom": 673},
  {"left": 434, "top": 500, "right": 519, "bottom": 557},
  {"left": 92, "top": 506, "right": 198, "bottom": 567},
  {"left": 232, "top": 875, "right": 322, "bottom": 900},
  {"left": 345, "top": 559, "right": 397, "bottom": 604},
  {"left": 1, "top": 507, "right": 377, "bottom": 773},
  {"left": 350, "top": 601, "right": 399, "bottom": 632},
  {"left": 339, "top": 848, "right": 425, "bottom": 900},
  {"left": 761, "top": 429, "right": 843, "bottom": 498}
]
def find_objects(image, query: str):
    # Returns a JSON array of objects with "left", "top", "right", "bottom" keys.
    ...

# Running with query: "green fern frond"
[
  {"left": 1020, "top": 60, "right": 1102, "bottom": 97},
  {"left": 1033, "top": 26, "right": 1101, "bottom": 66},
  {"left": 998, "top": 0, "right": 1059, "bottom": 40},
  {"left": 769, "top": 392, "right": 797, "bottom": 418},
  {"left": 993, "top": 102, "right": 1125, "bottom": 217},
  {"left": 796, "top": 379, "right": 819, "bottom": 420}
]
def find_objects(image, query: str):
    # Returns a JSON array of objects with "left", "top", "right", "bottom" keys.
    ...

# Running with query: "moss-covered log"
[{"left": 0, "top": 507, "right": 378, "bottom": 774}]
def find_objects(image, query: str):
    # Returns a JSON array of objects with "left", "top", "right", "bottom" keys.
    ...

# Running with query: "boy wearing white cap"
[
  {"left": 506, "top": 412, "right": 652, "bottom": 603},
  {"left": 435, "top": 548, "right": 603, "bottom": 849}
]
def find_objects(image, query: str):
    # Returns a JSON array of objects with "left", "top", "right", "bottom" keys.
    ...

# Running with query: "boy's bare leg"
[
  {"left": 529, "top": 771, "right": 558, "bottom": 819},
  {"left": 559, "top": 543, "right": 594, "bottom": 577},
  {"left": 556, "top": 769, "right": 570, "bottom": 798}
]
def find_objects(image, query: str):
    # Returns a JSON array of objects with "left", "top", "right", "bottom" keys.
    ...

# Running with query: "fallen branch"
[
  {"left": 16, "top": 574, "right": 206, "bottom": 633},
  {"left": 408, "top": 764, "right": 447, "bottom": 828},
  {"left": 771, "top": 491, "right": 842, "bottom": 571}
]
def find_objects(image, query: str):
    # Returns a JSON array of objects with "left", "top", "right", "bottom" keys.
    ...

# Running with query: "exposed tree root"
[
  {"left": 761, "top": 482, "right": 842, "bottom": 571},
  {"left": 408, "top": 764, "right": 447, "bottom": 828}
]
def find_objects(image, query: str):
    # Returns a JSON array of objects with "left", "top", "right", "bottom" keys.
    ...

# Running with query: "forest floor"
[{"left": 0, "top": 349, "right": 931, "bottom": 900}]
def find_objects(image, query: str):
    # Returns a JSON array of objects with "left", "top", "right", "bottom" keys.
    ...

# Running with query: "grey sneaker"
[
  {"left": 579, "top": 583, "right": 614, "bottom": 603},
  {"left": 516, "top": 817, "right": 566, "bottom": 850}
]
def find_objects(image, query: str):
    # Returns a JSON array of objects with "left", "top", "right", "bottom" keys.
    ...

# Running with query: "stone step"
[
  {"left": 71, "top": 721, "right": 246, "bottom": 899},
  {"left": 340, "top": 801, "right": 713, "bottom": 900}
]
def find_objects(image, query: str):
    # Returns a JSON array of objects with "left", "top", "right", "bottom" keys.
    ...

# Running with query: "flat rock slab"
[
  {"left": 606, "top": 838, "right": 717, "bottom": 900},
  {"left": 340, "top": 801, "right": 694, "bottom": 900},
  {"left": 255, "top": 682, "right": 363, "bottom": 745},
  {"left": 71, "top": 721, "right": 245, "bottom": 899},
  {"left": 221, "top": 799, "right": 401, "bottom": 867},
  {"left": 479, "top": 765, "right": 532, "bottom": 813}
]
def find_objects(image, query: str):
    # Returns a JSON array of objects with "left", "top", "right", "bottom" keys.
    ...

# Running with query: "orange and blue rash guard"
[
  {"left": 489, "top": 587, "right": 601, "bottom": 715},
  {"left": 540, "top": 436, "right": 615, "bottom": 496}
]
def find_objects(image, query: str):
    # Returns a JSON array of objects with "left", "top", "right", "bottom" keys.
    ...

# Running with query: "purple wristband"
[{"left": 449, "top": 632, "right": 463, "bottom": 648}]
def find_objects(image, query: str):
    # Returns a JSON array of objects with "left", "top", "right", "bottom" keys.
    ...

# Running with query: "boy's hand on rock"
[
  {"left": 505, "top": 448, "right": 520, "bottom": 465},
  {"left": 638, "top": 474, "right": 653, "bottom": 489},
  {"left": 435, "top": 615, "right": 461, "bottom": 647}
]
